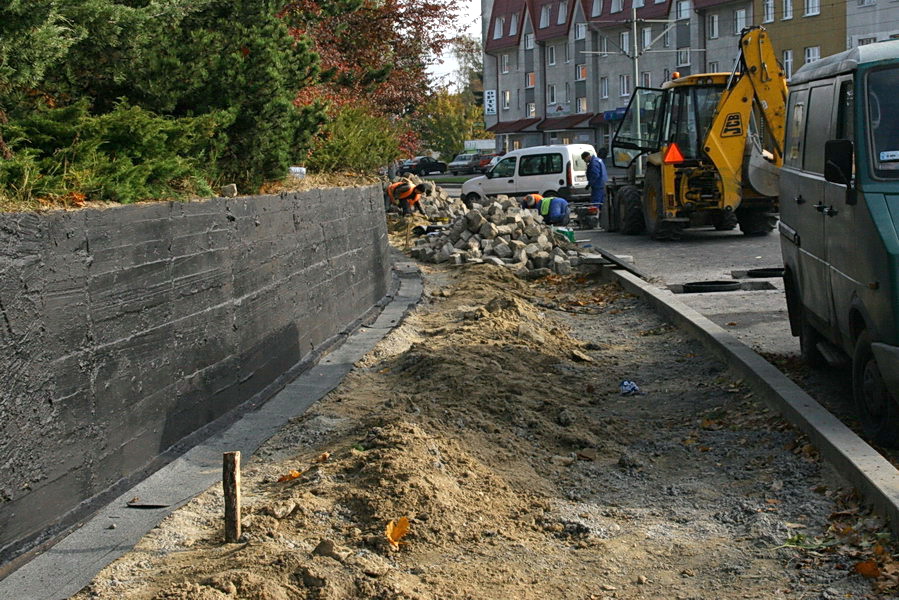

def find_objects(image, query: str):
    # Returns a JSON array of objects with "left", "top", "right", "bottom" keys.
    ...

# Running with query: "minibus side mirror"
[{"left": 824, "top": 139, "right": 857, "bottom": 205}]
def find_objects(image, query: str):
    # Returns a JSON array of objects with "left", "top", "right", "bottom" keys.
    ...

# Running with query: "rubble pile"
[
  {"left": 386, "top": 176, "right": 469, "bottom": 221},
  {"left": 410, "top": 195, "right": 596, "bottom": 278}
]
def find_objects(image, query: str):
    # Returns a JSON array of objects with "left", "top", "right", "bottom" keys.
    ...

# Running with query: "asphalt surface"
[{"left": 578, "top": 227, "right": 798, "bottom": 358}]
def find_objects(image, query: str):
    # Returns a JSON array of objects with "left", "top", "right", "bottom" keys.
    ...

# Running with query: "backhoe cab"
[{"left": 604, "top": 26, "right": 787, "bottom": 239}]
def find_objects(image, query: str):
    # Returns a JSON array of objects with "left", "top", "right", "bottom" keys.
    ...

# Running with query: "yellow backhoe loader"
[{"left": 602, "top": 26, "right": 787, "bottom": 239}]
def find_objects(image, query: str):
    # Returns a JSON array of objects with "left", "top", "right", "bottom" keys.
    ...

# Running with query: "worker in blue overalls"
[{"left": 582, "top": 148, "right": 608, "bottom": 209}]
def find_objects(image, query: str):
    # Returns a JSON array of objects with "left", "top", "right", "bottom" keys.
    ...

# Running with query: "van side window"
[
  {"left": 836, "top": 80, "right": 854, "bottom": 141},
  {"left": 519, "top": 153, "right": 563, "bottom": 176},
  {"left": 804, "top": 84, "right": 835, "bottom": 174},
  {"left": 494, "top": 157, "right": 517, "bottom": 178},
  {"left": 785, "top": 89, "right": 807, "bottom": 169}
]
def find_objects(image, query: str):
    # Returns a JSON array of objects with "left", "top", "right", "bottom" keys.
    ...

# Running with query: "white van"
[{"left": 460, "top": 144, "right": 595, "bottom": 205}]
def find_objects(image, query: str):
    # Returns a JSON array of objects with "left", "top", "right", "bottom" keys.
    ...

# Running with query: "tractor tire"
[
  {"left": 713, "top": 210, "right": 739, "bottom": 231},
  {"left": 642, "top": 166, "right": 684, "bottom": 240},
  {"left": 736, "top": 209, "right": 777, "bottom": 236},
  {"left": 618, "top": 185, "right": 644, "bottom": 235}
]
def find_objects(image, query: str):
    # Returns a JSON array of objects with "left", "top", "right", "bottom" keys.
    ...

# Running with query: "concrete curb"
[
  {"left": 604, "top": 267, "right": 899, "bottom": 535},
  {"left": 0, "top": 260, "right": 424, "bottom": 600}
]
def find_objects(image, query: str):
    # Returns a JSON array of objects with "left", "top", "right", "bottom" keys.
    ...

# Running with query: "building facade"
[{"left": 483, "top": 0, "right": 899, "bottom": 153}]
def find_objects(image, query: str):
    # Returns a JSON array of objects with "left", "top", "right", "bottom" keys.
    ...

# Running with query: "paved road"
[{"left": 579, "top": 226, "right": 798, "bottom": 358}]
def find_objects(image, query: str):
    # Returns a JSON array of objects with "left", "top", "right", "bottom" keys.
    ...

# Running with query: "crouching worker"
[
  {"left": 385, "top": 180, "right": 428, "bottom": 215},
  {"left": 522, "top": 193, "right": 570, "bottom": 226}
]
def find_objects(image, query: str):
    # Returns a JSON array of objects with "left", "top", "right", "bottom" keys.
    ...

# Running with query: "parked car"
[
  {"left": 447, "top": 153, "right": 483, "bottom": 175},
  {"left": 461, "top": 144, "right": 595, "bottom": 205},
  {"left": 400, "top": 156, "right": 447, "bottom": 176},
  {"left": 779, "top": 40, "right": 899, "bottom": 445},
  {"left": 476, "top": 153, "right": 501, "bottom": 173}
]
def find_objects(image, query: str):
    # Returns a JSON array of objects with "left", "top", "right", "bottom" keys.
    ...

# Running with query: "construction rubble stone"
[{"left": 409, "top": 194, "right": 599, "bottom": 278}]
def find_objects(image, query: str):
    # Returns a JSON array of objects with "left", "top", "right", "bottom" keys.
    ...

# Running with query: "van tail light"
[
  {"left": 587, "top": 206, "right": 598, "bottom": 214},
  {"left": 567, "top": 162, "right": 573, "bottom": 187}
]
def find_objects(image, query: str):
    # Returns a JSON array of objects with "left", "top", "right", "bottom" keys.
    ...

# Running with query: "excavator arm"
[{"left": 703, "top": 26, "right": 788, "bottom": 210}]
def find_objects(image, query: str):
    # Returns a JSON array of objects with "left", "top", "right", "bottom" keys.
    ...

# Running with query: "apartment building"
[
  {"left": 752, "top": 0, "right": 844, "bottom": 79},
  {"left": 483, "top": 0, "right": 899, "bottom": 153}
]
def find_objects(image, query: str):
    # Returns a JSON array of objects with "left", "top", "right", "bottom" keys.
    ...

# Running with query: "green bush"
[
  {"left": 305, "top": 107, "right": 402, "bottom": 173},
  {"left": 0, "top": 101, "right": 230, "bottom": 203}
]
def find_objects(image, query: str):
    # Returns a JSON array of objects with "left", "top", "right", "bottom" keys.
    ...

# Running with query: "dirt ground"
[{"left": 72, "top": 256, "right": 899, "bottom": 599}]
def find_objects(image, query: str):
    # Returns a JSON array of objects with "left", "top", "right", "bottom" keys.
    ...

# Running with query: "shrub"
[{"left": 305, "top": 107, "right": 402, "bottom": 173}]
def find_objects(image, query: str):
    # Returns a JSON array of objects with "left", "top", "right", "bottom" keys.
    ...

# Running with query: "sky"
[{"left": 427, "top": 0, "right": 482, "bottom": 88}]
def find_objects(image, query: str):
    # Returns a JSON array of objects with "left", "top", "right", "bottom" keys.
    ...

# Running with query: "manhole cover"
[
  {"left": 681, "top": 280, "right": 742, "bottom": 293},
  {"left": 746, "top": 267, "right": 784, "bottom": 278}
]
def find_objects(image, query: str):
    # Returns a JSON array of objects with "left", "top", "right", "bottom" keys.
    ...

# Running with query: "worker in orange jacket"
[{"left": 385, "top": 180, "right": 427, "bottom": 215}]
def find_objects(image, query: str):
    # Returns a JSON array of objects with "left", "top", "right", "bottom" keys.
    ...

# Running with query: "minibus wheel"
[{"left": 853, "top": 330, "right": 899, "bottom": 447}]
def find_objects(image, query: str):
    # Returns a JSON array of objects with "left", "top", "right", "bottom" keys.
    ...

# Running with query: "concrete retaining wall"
[{"left": 0, "top": 187, "right": 390, "bottom": 559}]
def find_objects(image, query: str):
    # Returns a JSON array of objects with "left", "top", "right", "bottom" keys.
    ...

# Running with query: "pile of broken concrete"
[
  {"left": 410, "top": 196, "right": 598, "bottom": 278},
  {"left": 385, "top": 176, "right": 469, "bottom": 221}
]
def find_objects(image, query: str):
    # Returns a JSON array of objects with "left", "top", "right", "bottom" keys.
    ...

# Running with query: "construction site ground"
[{"left": 69, "top": 235, "right": 899, "bottom": 599}]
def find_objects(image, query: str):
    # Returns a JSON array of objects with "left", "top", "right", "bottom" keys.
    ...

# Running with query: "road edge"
[{"left": 604, "top": 266, "right": 899, "bottom": 535}]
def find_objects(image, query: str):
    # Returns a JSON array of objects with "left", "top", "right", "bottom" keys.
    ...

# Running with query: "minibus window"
[{"left": 867, "top": 67, "right": 899, "bottom": 177}]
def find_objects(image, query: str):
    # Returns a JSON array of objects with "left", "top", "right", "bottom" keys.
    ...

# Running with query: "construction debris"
[{"left": 409, "top": 195, "right": 597, "bottom": 277}]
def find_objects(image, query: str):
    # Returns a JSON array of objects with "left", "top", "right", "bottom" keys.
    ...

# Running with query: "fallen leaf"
[
  {"left": 386, "top": 516, "right": 411, "bottom": 549},
  {"left": 855, "top": 560, "right": 882, "bottom": 578},
  {"left": 316, "top": 452, "right": 331, "bottom": 463},
  {"left": 277, "top": 469, "right": 302, "bottom": 483},
  {"left": 726, "top": 321, "right": 738, "bottom": 327},
  {"left": 586, "top": 384, "right": 595, "bottom": 394}
]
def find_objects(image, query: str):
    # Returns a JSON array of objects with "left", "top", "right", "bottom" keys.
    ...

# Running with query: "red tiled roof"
[
  {"left": 486, "top": 118, "right": 542, "bottom": 133},
  {"left": 529, "top": 0, "right": 575, "bottom": 42},
  {"left": 485, "top": 0, "right": 527, "bottom": 52},
  {"left": 537, "top": 113, "right": 594, "bottom": 129},
  {"left": 589, "top": 0, "right": 671, "bottom": 31}
]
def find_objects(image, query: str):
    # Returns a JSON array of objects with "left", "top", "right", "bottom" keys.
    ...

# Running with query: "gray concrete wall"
[{"left": 0, "top": 187, "right": 390, "bottom": 560}]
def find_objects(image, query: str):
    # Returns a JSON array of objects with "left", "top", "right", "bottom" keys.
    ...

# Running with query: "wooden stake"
[{"left": 223, "top": 451, "right": 241, "bottom": 543}]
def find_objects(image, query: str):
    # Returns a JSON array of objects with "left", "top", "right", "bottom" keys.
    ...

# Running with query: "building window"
[
  {"left": 763, "top": 0, "right": 774, "bottom": 22},
  {"left": 502, "top": 90, "right": 511, "bottom": 109},
  {"left": 858, "top": 36, "right": 877, "bottom": 46},
  {"left": 677, "top": 48, "right": 690, "bottom": 66},
  {"left": 782, "top": 49, "right": 793, "bottom": 78},
  {"left": 858, "top": 0, "right": 876, "bottom": 5},
  {"left": 634, "top": 0, "right": 644, "bottom": 7},
  {"left": 708, "top": 60, "right": 719, "bottom": 72},
  {"left": 734, "top": 9, "right": 747, "bottom": 33},
  {"left": 783, "top": 0, "right": 793, "bottom": 19},
  {"left": 548, "top": 45, "right": 556, "bottom": 65},
  {"left": 804, "top": 0, "right": 819, "bottom": 16},
  {"left": 548, "top": 84, "right": 557, "bottom": 104},
  {"left": 525, "top": 33, "right": 535, "bottom": 49},
  {"left": 676, "top": 0, "right": 690, "bottom": 20},
  {"left": 577, "top": 97, "right": 587, "bottom": 113},
  {"left": 526, "top": 102, "right": 536, "bottom": 117},
  {"left": 600, "top": 36, "right": 609, "bottom": 56},
  {"left": 611, "top": 0, "right": 623, "bottom": 12},
  {"left": 707, "top": 14, "right": 718, "bottom": 39},
  {"left": 526, "top": 72, "right": 536, "bottom": 88},
  {"left": 576, "top": 64, "right": 587, "bottom": 80},
  {"left": 663, "top": 29, "right": 671, "bottom": 47},
  {"left": 641, "top": 71, "right": 651, "bottom": 87},
  {"left": 502, "top": 54, "right": 510, "bottom": 73},
  {"left": 565, "top": 42, "right": 571, "bottom": 62},
  {"left": 619, "top": 73, "right": 631, "bottom": 96},
  {"left": 509, "top": 13, "right": 519, "bottom": 36},
  {"left": 576, "top": 22, "right": 587, "bottom": 40},
  {"left": 804, "top": 45, "right": 820, "bottom": 63},
  {"left": 592, "top": 0, "right": 602, "bottom": 17},
  {"left": 642, "top": 26, "right": 652, "bottom": 49},
  {"left": 558, "top": 1, "right": 568, "bottom": 24},
  {"left": 540, "top": 4, "right": 551, "bottom": 27},
  {"left": 600, "top": 76, "right": 609, "bottom": 98},
  {"left": 621, "top": 30, "right": 631, "bottom": 53},
  {"left": 493, "top": 16, "right": 505, "bottom": 39},
  {"left": 564, "top": 82, "right": 570, "bottom": 103}
]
